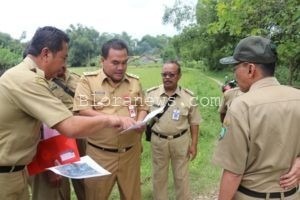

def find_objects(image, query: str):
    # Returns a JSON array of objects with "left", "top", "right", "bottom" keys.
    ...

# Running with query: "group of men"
[
  {"left": 0, "top": 25, "right": 299, "bottom": 200},
  {"left": 0, "top": 26, "right": 200, "bottom": 200}
]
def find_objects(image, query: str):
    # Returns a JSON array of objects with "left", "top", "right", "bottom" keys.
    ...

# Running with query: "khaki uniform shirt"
[
  {"left": 218, "top": 87, "right": 243, "bottom": 114},
  {"left": 73, "top": 69, "right": 148, "bottom": 148},
  {"left": 49, "top": 70, "right": 80, "bottom": 110},
  {"left": 213, "top": 77, "right": 300, "bottom": 191},
  {"left": 0, "top": 57, "right": 72, "bottom": 165},
  {"left": 146, "top": 85, "right": 200, "bottom": 135}
]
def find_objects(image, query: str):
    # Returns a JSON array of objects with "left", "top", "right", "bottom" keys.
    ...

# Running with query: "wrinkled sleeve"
[
  {"left": 212, "top": 100, "right": 249, "bottom": 174},
  {"left": 11, "top": 76, "right": 72, "bottom": 128},
  {"left": 73, "top": 76, "right": 93, "bottom": 111}
]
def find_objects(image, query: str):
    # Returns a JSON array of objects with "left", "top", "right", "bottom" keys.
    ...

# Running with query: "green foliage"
[
  {"left": 162, "top": 0, "right": 196, "bottom": 31},
  {"left": 161, "top": 45, "right": 177, "bottom": 62},
  {"left": 66, "top": 24, "right": 100, "bottom": 67},
  {"left": 206, "top": 0, "right": 300, "bottom": 84},
  {"left": 0, "top": 32, "right": 24, "bottom": 71},
  {"left": 0, "top": 48, "right": 22, "bottom": 69},
  {"left": 0, "top": 32, "right": 24, "bottom": 55},
  {"left": 166, "top": 0, "right": 299, "bottom": 84},
  {"left": 65, "top": 24, "right": 176, "bottom": 68},
  {"left": 135, "top": 35, "right": 172, "bottom": 56}
]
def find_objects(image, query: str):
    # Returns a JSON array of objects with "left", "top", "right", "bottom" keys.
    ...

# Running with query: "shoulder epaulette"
[
  {"left": 146, "top": 86, "right": 159, "bottom": 93},
  {"left": 69, "top": 71, "right": 80, "bottom": 78},
  {"left": 126, "top": 73, "right": 139, "bottom": 79},
  {"left": 83, "top": 71, "right": 99, "bottom": 76},
  {"left": 183, "top": 88, "right": 195, "bottom": 96}
]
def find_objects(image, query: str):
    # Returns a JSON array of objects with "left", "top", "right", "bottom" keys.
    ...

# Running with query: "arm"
[
  {"left": 279, "top": 157, "right": 300, "bottom": 189},
  {"left": 79, "top": 108, "right": 102, "bottom": 116},
  {"left": 218, "top": 169, "right": 243, "bottom": 200},
  {"left": 80, "top": 108, "right": 148, "bottom": 131},
  {"left": 189, "top": 124, "right": 199, "bottom": 160},
  {"left": 137, "top": 110, "right": 148, "bottom": 122},
  {"left": 54, "top": 114, "right": 136, "bottom": 138}
]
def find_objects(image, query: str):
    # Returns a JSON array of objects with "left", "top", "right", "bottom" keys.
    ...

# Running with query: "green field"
[{"left": 70, "top": 65, "right": 223, "bottom": 199}]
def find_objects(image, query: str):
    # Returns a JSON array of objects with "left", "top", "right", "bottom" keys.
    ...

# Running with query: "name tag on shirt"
[
  {"left": 172, "top": 108, "right": 180, "bottom": 121},
  {"left": 128, "top": 105, "right": 136, "bottom": 118}
]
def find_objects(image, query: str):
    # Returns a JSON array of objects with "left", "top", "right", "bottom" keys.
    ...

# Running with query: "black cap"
[{"left": 220, "top": 36, "right": 277, "bottom": 65}]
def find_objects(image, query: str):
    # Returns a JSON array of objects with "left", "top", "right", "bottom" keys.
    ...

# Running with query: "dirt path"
[
  {"left": 207, "top": 76, "right": 223, "bottom": 86},
  {"left": 193, "top": 190, "right": 218, "bottom": 200}
]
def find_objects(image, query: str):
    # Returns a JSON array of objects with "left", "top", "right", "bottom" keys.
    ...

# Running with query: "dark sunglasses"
[{"left": 161, "top": 73, "right": 177, "bottom": 78}]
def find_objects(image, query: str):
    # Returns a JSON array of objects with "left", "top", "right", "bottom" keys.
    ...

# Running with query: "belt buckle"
[
  {"left": 9, "top": 166, "right": 15, "bottom": 173},
  {"left": 118, "top": 148, "right": 126, "bottom": 153},
  {"left": 167, "top": 135, "right": 174, "bottom": 140}
]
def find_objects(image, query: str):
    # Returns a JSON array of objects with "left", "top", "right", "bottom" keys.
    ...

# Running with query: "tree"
[
  {"left": 209, "top": 0, "right": 300, "bottom": 84},
  {"left": 136, "top": 35, "right": 167, "bottom": 55},
  {"left": 162, "top": 0, "right": 196, "bottom": 31},
  {"left": 0, "top": 32, "right": 24, "bottom": 72},
  {"left": 165, "top": 0, "right": 299, "bottom": 84},
  {"left": 66, "top": 24, "right": 100, "bottom": 67}
]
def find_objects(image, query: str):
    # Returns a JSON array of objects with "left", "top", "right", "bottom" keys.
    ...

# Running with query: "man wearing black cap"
[{"left": 213, "top": 36, "right": 300, "bottom": 199}]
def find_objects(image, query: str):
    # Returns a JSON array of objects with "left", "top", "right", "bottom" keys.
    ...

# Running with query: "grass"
[{"left": 69, "top": 65, "right": 222, "bottom": 199}]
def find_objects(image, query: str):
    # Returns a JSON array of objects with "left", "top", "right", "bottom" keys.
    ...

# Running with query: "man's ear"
[
  {"left": 248, "top": 64, "right": 255, "bottom": 74},
  {"left": 40, "top": 47, "right": 50, "bottom": 62}
]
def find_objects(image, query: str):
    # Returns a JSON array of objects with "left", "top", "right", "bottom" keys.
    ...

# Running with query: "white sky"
[{"left": 0, "top": 0, "right": 195, "bottom": 41}]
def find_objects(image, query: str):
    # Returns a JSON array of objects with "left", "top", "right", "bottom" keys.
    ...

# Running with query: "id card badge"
[
  {"left": 172, "top": 108, "right": 180, "bottom": 121},
  {"left": 128, "top": 105, "right": 136, "bottom": 118}
]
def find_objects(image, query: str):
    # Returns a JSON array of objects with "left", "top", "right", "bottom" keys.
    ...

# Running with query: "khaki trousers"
[
  {"left": 151, "top": 132, "right": 190, "bottom": 200},
  {"left": 84, "top": 141, "right": 141, "bottom": 200},
  {"left": 29, "top": 172, "right": 70, "bottom": 200},
  {"left": 72, "top": 138, "right": 86, "bottom": 200},
  {"left": 0, "top": 170, "right": 29, "bottom": 200}
]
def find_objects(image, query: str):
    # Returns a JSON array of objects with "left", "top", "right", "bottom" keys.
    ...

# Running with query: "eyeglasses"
[
  {"left": 233, "top": 62, "right": 247, "bottom": 71},
  {"left": 161, "top": 72, "right": 177, "bottom": 78}
]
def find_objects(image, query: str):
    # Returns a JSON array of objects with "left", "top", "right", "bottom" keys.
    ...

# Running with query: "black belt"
[
  {"left": 152, "top": 129, "right": 187, "bottom": 140},
  {"left": 88, "top": 142, "right": 132, "bottom": 153},
  {"left": 238, "top": 185, "right": 298, "bottom": 199},
  {"left": 0, "top": 165, "right": 25, "bottom": 173}
]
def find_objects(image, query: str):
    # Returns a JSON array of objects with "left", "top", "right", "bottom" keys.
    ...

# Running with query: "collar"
[
  {"left": 249, "top": 77, "right": 280, "bottom": 92},
  {"left": 99, "top": 68, "right": 130, "bottom": 85},
  {"left": 157, "top": 85, "right": 182, "bottom": 97},
  {"left": 23, "top": 56, "right": 46, "bottom": 78}
]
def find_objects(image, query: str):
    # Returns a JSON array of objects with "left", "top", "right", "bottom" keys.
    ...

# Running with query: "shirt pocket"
[
  {"left": 179, "top": 106, "right": 189, "bottom": 119},
  {"left": 92, "top": 93, "right": 110, "bottom": 110}
]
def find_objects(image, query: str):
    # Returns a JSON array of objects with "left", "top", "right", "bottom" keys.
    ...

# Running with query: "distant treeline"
[
  {"left": 0, "top": 24, "right": 176, "bottom": 70},
  {"left": 1, "top": 0, "right": 299, "bottom": 85}
]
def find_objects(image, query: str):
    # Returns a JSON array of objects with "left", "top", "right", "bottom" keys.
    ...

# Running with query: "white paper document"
[
  {"left": 121, "top": 106, "right": 164, "bottom": 133},
  {"left": 47, "top": 156, "right": 111, "bottom": 179}
]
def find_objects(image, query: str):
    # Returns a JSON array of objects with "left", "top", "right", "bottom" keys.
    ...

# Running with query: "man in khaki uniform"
[
  {"left": 218, "top": 87, "right": 243, "bottom": 123},
  {"left": 30, "top": 67, "right": 86, "bottom": 200},
  {"left": 213, "top": 36, "right": 300, "bottom": 199},
  {"left": 146, "top": 61, "right": 200, "bottom": 200},
  {"left": 73, "top": 38, "right": 148, "bottom": 200},
  {"left": 0, "top": 26, "right": 136, "bottom": 200}
]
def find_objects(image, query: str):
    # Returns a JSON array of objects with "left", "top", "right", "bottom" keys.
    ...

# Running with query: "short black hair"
[
  {"left": 164, "top": 60, "right": 181, "bottom": 74},
  {"left": 26, "top": 26, "right": 69, "bottom": 56},
  {"left": 101, "top": 39, "right": 129, "bottom": 59},
  {"left": 258, "top": 63, "right": 276, "bottom": 77},
  {"left": 23, "top": 43, "right": 30, "bottom": 58}
]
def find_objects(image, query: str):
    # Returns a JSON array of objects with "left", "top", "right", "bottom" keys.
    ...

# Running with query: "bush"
[
  {"left": 0, "top": 48, "right": 22, "bottom": 69},
  {"left": 182, "top": 60, "right": 207, "bottom": 71}
]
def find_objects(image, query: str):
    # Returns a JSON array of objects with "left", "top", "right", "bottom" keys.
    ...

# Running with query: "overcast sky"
[{"left": 0, "top": 0, "right": 196, "bottom": 41}]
